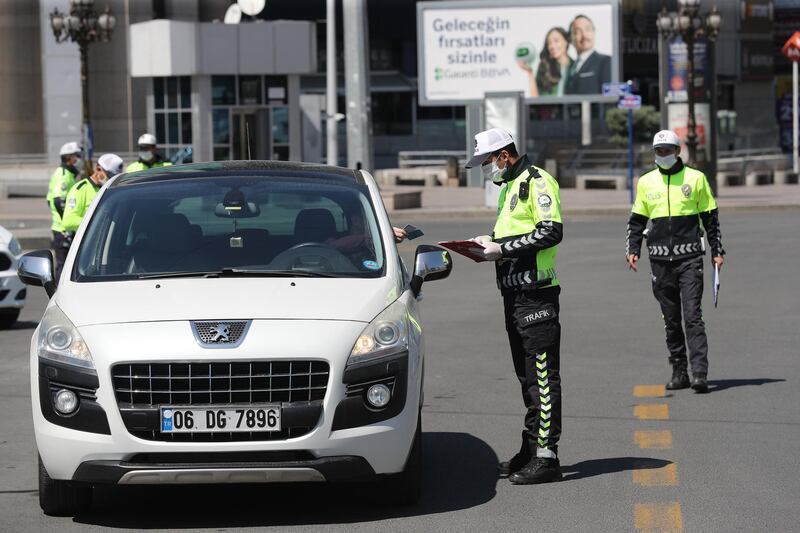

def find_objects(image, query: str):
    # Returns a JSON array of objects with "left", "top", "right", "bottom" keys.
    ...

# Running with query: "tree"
[{"left": 605, "top": 105, "right": 661, "bottom": 146}]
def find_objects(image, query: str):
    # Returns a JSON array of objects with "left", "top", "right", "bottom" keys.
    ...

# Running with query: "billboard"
[{"left": 417, "top": 0, "right": 620, "bottom": 105}]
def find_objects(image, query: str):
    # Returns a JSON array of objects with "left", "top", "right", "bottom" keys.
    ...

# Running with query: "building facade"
[{"left": 0, "top": 0, "right": 784, "bottom": 169}]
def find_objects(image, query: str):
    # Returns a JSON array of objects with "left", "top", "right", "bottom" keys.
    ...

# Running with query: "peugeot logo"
[
  {"left": 209, "top": 324, "right": 231, "bottom": 343},
  {"left": 191, "top": 320, "right": 251, "bottom": 349}
]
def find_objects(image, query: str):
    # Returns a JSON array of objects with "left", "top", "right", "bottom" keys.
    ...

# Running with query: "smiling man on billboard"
[{"left": 565, "top": 14, "right": 611, "bottom": 95}]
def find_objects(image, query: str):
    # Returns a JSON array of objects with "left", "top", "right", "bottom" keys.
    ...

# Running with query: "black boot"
[
  {"left": 509, "top": 456, "right": 562, "bottom": 485},
  {"left": 691, "top": 373, "right": 709, "bottom": 393},
  {"left": 498, "top": 431, "right": 531, "bottom": 477},
  {"left": 666, "top": 361, "right": 690, "bottom": 390}
]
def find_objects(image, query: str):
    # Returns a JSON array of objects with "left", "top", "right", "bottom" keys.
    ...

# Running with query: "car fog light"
[
  {"left": 54, "top": 389, "right": 79, "bottom": 415},
  {"left": 366, "top": 384, "right": 391, "bottom": 408}
]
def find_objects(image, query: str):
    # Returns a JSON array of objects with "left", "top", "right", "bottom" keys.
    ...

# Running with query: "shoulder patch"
[
  {"left": 76, "top": 179, "right": 87, "bottom": 190},
  {"left": 537, "top": 194, "right": 552, "bottom": 208}
]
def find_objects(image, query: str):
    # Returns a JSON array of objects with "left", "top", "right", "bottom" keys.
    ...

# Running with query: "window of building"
[
  {"left": 212, "top": 75, "right": 290, "bottom": 161},
  {"left": 153, "top": 76, "right": 192, "bottom": 161},
  {"left": 372, "top": 92, "right": 413, "bottom": 136}
]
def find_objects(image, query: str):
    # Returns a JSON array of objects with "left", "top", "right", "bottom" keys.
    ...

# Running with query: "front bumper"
[{"left": 72, "top": 453, "right": 375, "bottom": 485}]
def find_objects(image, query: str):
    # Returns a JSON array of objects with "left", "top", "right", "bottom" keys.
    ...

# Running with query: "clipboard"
[{"left": 438, "top": 240, "right": 488, "bottom": 262}]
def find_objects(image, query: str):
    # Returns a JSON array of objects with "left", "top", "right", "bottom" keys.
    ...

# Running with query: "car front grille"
[{"left": 111, "top": 361, "right": 329, "bottom": 442}]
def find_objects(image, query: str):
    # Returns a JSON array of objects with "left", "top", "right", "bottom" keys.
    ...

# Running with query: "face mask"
[
  {"left": 482, "top": 158, "right": 508, "bottom": 184},
  {"left": 655, "top": 154, "right": 677, "bottom": 169},
  {"left": 71, "top": 158, "right": 82, "bottom": 171},
  {"left": 139, "top": 150, "right": 155, "bottom": 163}
]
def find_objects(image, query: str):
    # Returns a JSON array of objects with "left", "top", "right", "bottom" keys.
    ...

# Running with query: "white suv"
[
  {"left": 18, "top": 161, "right": 452, "bottom": 516},
  {"left": 0, "top": 224, "right": 26, "bottom": 328}
]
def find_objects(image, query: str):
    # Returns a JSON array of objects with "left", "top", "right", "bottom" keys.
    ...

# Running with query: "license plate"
[{"left": 160, "top": 405, "right": 281, "bottom": 433}]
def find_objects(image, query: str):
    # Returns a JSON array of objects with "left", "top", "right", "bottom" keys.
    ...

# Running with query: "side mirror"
[
  {"left": 17, "top": 250, "right": 56, "bottom": 298},
  {"left": 410, "top": 245, "right": 452, "bottom": 296}
]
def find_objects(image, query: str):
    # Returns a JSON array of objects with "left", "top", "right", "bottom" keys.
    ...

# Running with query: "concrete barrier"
[
  {"left": 576, "top": 174, "right": 627, "bottom": 190},
  {"left": 0, "top": 163, "right": 51, "bottom": 199},
  {"left": 374, "top": 167, "right": 447, "bottom": 187},
  {"left": 379, "top": 188, "right": 422, "bottom": 210}
]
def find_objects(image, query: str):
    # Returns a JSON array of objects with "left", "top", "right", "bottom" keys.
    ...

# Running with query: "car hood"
[
  {"left": 57, "top": 277, "right": 401, "bottom": 327},
  {"left": 0, "top": 225, "right": 11, "bottom": 246}
]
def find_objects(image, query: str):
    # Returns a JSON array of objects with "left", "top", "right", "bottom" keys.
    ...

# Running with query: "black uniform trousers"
[
  {"left": 650, "top": 255, "right": 709, "bottom": 374},
  {"left": 502, "top": 286, "right": 562, "bottom": 454},
  {"left": 51, "top": 231, "right": 69, "bottom": 282}
]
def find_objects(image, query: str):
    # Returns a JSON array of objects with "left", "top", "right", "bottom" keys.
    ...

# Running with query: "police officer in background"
[
  {"left": 626, "top": 130, "right": 725, "bottom": 393},
  {"left": 126, "top": 133, "right": 172, "bottom": 172},
  {"left": 47, "top": 142, "right": 82, "bottom": 279},
  {"left": 466, "top": 128, "right": 564, "bottom": 484},
  {"left": 63, "top": 154, "right": 124, "bottom": 235}
]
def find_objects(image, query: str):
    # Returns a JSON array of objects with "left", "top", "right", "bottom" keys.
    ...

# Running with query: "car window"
[{"left": 74, "top": 175, "right": 385, "bottom": 280}]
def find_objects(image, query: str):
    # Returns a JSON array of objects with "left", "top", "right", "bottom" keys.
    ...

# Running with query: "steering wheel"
[{"left": 269, "top": 242, "right": 355, "bottom": 272}]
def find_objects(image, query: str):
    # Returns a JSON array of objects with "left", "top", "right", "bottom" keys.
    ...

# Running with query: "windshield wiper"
[
  {"left": 215, "top": 268, "right": 339, "bottom": 278},
  {"left": 137, "top": 270, "right": 219, "bottom": 280},
  {"left": 137, "top": 268, "right": 340, "bottom": 280}
]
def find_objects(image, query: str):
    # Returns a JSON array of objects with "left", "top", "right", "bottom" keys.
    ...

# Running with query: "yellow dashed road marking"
[
  {"left": 635, "top": 502, "right": 684, "bottom": 532},
  {"left": 634, "top": 384, "right": 667, "bottom": 398},
  {"left": 634, "top": 430, "right": 673, "bottom": 449},
  {"left": 634, "top": 404, "right": 669, "bottom": 420},
  {"left": 633, "top": 463, "right": 679, "bottom": 486}
]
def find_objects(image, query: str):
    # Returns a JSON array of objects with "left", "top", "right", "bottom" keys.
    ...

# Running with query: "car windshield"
[{"left": 74, "top": 174, "right": 386, "bottom": 281}]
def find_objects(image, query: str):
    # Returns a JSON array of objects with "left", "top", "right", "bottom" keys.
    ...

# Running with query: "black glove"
[{"left": 62, "top": 232, "right": 75, "bottom": 248}]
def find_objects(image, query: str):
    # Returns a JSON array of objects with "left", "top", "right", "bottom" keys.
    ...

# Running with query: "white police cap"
[
  {"left": 137, "top": 133, "right": 157, "bottom": 146},
  {"left": 59, "top": 142, "right": 82, "bottom": 156},
  {"left": 97, "top": 153, "right": 124, "bottom": 178},
  {"left": 466, "top": 128, "right": 515, "bottom": 168},
  {"left": 653, "top": 130, "right": 680, "bottom": 149}
]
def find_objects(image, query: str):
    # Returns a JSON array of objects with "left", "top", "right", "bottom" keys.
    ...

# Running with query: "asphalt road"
[{"left": 1, "top": 211, "right": 798, "bottom": 532}]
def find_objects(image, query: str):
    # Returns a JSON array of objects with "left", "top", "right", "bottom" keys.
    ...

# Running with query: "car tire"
[
  {"left": 38, "top": 455, "right": 92, "bottom": 516},
  {"left": 383, "top": 411, "right": 422, "bottom": 506},
  {"left": 0, "top": 309, "right": 19, "bottom": 329}
]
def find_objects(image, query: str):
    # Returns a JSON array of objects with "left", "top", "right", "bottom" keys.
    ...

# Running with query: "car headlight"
[
  {"left": 8, "top": 237, "right": 22, "bottom": 257},
  {"left": 37, "top": 305, "right": 94, "bottom": 369},
  {"left": 348, "top": 299, "right": 409, "bottom": 366}
]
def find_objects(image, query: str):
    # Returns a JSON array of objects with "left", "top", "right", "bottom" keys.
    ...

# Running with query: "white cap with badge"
[
  {"left": 466, "top": 128, "right": 515, "bottom": 168},
  {"left": 652, "top": 130, "right": 681, "bottom": 149},
  {"left": 97, "top": 153, "right": 124, "bottom": 178}
]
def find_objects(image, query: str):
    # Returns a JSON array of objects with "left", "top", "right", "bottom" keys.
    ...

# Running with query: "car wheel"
[
  {"left": 38, "top": 455, "right": 92, "bottom": 516},
  {"left": 0, "top": 309, "right": 20, "bottom": 329},
  {"left": 383, "top": 411, "right": 422, "bottom": 506}
]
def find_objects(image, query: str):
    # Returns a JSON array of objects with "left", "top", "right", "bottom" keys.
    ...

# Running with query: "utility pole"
[
  {"left": 342, "top": 0, "right": 373, "bottom": 171},
  {"left": 326, "top": 0, "right": 338, "bottom": 166}
]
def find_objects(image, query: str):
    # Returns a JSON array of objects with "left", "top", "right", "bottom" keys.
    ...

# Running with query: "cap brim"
[
  {"left": 465, "top": 152, "right": 491, "bottom": 169},
  {"left": 653, "top": 143, "right": 679, "bottom": 149}
]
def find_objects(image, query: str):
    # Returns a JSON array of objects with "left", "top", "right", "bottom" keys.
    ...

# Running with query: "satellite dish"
[
  {"left": 237, "top": 0, "right": 266, "bottom": 17},
  {"left": 224, "top": 3, "right": 242, "bottom": 24}
]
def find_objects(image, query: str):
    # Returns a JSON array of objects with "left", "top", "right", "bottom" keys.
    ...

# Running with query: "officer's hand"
[
  {"left": 712, "top": 255, "right": 724, "bottom": 270},
  {"left": 393, "top": 227, "right": 407, "bottom": 243},
  {"left": 481, "top": 241, "right": 503, "bottom": 261},
  {"left": 626, "top": 254, "right": 639, "bottom": 272},
  {"left": 470, "top": 235, "right": 492, "bottom": 246}
]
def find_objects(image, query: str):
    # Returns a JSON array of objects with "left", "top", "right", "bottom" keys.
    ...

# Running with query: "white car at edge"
[
  {"left": 0, "top": 224, "right": 26, "bottom": 328},
  {"left": 17, "top": 161, "right": 452, "bottom": 516}
]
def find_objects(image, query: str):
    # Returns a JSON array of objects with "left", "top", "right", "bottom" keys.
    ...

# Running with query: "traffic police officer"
[
  {"left": 626, "top": 130, "right": 725, "bottom": 393},
  {"left": 47, "top": 142, "right": 82, "bottom": 279},
  {"left": 126, "top": 133, "right": 172, "bottom": 172},
  {"left": 63, "top": 154, "right": 124, "bottom": 234},
  {"left": 467, "top": 128, "right": 564, "bottom": 484}
]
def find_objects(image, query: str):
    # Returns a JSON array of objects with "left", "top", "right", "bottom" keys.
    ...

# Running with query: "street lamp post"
[
  {"left": 656, "top": 1, "right": 721, "bottom": 166},
  {"left": 49, "top": 0, "right": 116, "bottom": 170}
]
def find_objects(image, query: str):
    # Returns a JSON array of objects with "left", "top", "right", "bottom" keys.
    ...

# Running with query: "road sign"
[
  {"left": 782, "top": 31, "right": 800, "bottom": 62},
  {"left": 602, "top": 82, "right": 632, "bottom": 97},
  {"left": 617, "top": 94, "right": 642, "bottom": 110}
]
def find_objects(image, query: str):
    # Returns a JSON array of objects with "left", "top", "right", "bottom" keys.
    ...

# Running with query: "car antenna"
[{"left": 245, "top": 122, "right": 252, "bottom": 160}]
